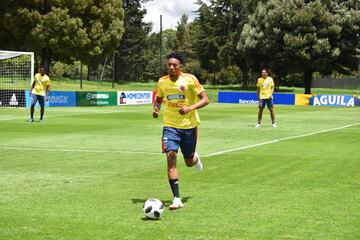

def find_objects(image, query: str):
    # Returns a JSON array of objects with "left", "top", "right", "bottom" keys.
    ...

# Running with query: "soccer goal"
[{"left": 0, "top": 50, "right": 34, "bottom": 107}]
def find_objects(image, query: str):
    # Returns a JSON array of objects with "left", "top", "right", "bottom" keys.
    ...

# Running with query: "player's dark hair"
[{"left": 168, "top": 52, "right": 184, "bottom": 64}]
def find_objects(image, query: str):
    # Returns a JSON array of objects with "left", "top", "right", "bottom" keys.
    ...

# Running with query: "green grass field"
[{"left": 0, "top": 104, "right": 359, "bottom": 239}]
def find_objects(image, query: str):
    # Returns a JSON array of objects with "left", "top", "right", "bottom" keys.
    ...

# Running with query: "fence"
[{"left": 312, "top": 77, "right": 360, "bottom": 89}]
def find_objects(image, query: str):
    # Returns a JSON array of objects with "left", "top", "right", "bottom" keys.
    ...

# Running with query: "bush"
[{"left": 51, "top": 61, "right": 88, "bottom": 79}]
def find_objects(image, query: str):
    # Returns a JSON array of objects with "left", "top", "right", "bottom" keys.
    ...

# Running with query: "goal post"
[{"left": 0, "top": 50, "right": 34, "bottom": 107}]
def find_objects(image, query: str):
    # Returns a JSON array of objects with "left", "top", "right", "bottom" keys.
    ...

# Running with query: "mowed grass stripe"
[
  {"left": 205, "top": 121, "right": 360, "bottom": 157},
  {"left": 0, "top": 104, "right": 359, "bottom": 240},
  {"left": 1, "top": 121, "right": 358, "bottom": 157}
]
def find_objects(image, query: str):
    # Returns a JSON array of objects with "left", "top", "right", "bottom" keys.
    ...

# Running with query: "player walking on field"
[
  {"left": 29, "top": 66, "right": 51, "bottom": 123},
  {"left": 255, "top": 69, "right": 277, "bottom": 128},
  {"left": 153, "top": 52, "right": 209, "bottom": 210}
]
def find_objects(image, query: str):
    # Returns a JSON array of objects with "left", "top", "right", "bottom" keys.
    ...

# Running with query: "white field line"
[
  {"left": 1, "top": 122, "right": 359, "bottom": 156},
  {"left": 0, "top": 146, "right": 161, "bottom": 155},
  {"left": 204, "top": 122, "right": 360, "bottom": 157},
  {"left": 0, "top": 109, "right": 147, "bottom": 121}
]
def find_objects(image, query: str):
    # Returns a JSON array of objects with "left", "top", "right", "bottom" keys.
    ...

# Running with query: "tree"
[
  {"left": 144, "top": 29, "right": 177, "bottom": 80},
  {"left": 0, "top": 1, "right": 124, "bottom": 70},
  {"left": 193, "top": 1, "right": 224, "bottom": 81},
  {"left": 117, "top": 0, "right": 151, "bottom": 82},
  {"left": 238, "top": 0, "right": 360, "bottom": 93},
  {"left": 194, "top": 0, "right": 265, "bottom": 86},
  {"left": 174, "top": 14, "right": 191, "bottom": 55}
]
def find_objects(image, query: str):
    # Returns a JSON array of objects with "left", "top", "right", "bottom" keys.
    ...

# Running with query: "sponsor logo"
[
  {"left": 86, "top": 93, "right": 109, "bottom": 100},
  {"left": 239, "top": 99, "right": 258, "bottom": 104},
  {"left": 49, "top": 95, "right": 69, "bottom": 104},
  {"left": 167, "top": 101, "right": 185, "bottom": 109},
  {"left": 126, "top": 92, "right": 151, "bottom": 99},
  {"left": 119, "top": 92, "right": 126, "bottom": 104},
  {"left": 97, "top": 100, "right": 109, "bottom": 105},
  {"left": 86, "top": 93, "right": 93, "bottom": 100},
  {"left": 167, "top": 94, "right": 185, "bottom": 101},
  {"left": 179, "top": 85, "right": 185, "bottom": 92},
  {"left": 9, "top": 93, "right": 18, "bottom": 106},
  {"left": 97, "top": 94, "right": 109, "bottom": 99},
  {"left": 311, "top": 95, "right": 355, "bottom": 107}
]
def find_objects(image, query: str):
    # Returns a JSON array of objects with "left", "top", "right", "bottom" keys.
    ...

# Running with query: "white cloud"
[{"left": 143, "top": 0, "right": 200, "bottom": 32}]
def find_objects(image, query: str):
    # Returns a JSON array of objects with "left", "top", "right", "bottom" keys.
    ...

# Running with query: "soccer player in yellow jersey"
[
  {"left": 153, "top": 52, "right": 209, "bottom": 210},
  {"left": 29, "top": 66, "right": 51, "bottom": 123},
  {"left": 255, "top": 69, "right": 276, "bottom": 128}
]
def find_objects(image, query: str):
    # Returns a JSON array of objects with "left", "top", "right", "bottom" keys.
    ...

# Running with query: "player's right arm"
[
  {"left": 153, "top": 96, "right": 163, "bottom": 118},
  {"left": 256, "top": 79, "right": 261, "bottom": 107},
  {"left": 45, "top": 80, "right": 51, "bottom": 101},
  {"left": 153, "top": 80, "right": 164, "bottom": 118},
  {"left": 29, "top": 80, "right": 36, "bottom": 97}
]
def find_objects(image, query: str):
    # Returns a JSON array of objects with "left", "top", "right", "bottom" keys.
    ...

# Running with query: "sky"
[{"left": 142, "top": 0, "right": 201, "bottom": 32}]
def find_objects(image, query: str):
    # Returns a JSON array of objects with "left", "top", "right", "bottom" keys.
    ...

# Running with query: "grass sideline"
[{"left": 0, "top": 104, "right": 359, "bottom": 239}]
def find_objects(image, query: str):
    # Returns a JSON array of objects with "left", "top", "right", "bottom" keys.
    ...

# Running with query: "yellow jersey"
[
  {"left": 256, "top": 76, "right": 274, "bottom": 99},
  {"left": 156, "top": 73, "right": 204, "bottom": 129},
  {"left": 32, "top": 73, "right": 51, "bottom": 96}
]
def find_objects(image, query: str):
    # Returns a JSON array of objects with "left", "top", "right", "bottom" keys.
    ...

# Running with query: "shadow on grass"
[{"left": 131, "top": 197, "right": 191, "bottom": 207}]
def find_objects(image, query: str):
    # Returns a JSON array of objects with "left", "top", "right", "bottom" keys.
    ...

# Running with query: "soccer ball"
[{"left": 143, "top": 198, "right": 164, "bottom": 220}]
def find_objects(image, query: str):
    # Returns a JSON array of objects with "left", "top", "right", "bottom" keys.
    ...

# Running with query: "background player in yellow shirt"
[
  {"left": 29, "top": 66, "right": 51, "bottom": 123},
  {"left": 153, "top": 52, "right": 209, "bottom": 210},
  {"left": 255, "top": 69, "right": 277, "bottom": 128}
]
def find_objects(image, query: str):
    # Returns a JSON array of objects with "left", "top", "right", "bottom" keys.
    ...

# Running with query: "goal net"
[{"left": 0, "top": 50, "right": 34, "bottom": 107}]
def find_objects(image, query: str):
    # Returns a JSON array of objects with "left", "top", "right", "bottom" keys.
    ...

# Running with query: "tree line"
[{"left": 1, "top": 0, "right": 359, "bottom": 93}]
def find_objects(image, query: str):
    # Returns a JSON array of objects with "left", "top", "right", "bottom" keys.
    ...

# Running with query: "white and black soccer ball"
[{"left": 143, "top": 198, "right": 164, "bottom": 220}]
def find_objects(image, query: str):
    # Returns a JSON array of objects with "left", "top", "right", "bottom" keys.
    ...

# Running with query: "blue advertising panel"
[
  {"left": 309, "top": 95, "right": 358, "bottom": 107},
  {"left": 218, "top": 92, "right": 295, "bottom": 105},
  {"left": 48, "top": 91, "right": 76, "bottom": 107},
  {"left": 26, "top": 91, "right": 76, "bottom": 107},
  {"left": 25, "top": 90, "right": 49, "bottom": 107}
]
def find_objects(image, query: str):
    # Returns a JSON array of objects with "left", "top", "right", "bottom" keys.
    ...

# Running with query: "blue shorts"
[
  {"left": 162, "top": 126, "right": 198, "bottom": 159},
  {"left": 31, "top": 94, "right": 45, "bottom": 107},
  {"left": 259, "top": 98, "right": 274, "bottom": 109}
]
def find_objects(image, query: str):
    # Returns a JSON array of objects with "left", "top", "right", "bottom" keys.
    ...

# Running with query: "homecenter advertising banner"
[
  {"left": 0, "top": 90, "right": 26, "bottom": 107},
  {"left": 117, "top": 91, "right": 153, "bottom": 105},
  {"left": 218, "top": 92, "right": 295, "bottom": 105},
  {"left": 309, "top": 94, "right": 359, "bottom": 107}
]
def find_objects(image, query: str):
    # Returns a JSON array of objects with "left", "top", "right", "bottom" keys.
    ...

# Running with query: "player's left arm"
[
  {"left": 270, "top": 79, "right": 275, "bottom": 99},
  {"left": 45, "top": 80, "right": 51, "bottom": 101},
  {"left": 30, "top": 81, "right": 36, "bottom": 97}
]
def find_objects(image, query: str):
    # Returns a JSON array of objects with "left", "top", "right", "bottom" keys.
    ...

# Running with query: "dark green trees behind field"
[
  {"left": 1, "top": 0, "right": 359, "bottom": 93},
  {"left": 237, "top": 0, "right": 360, "bottom": 93},
  {"left": 0, "top": 0, "right": 124, "bottom": 70},
  {"left": 193, "top": 0, "right": 359, "bottom": 93}
]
